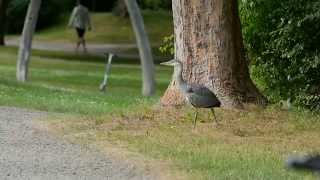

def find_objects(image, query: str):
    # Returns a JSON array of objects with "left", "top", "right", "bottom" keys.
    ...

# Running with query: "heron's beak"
[{"left": 160, "top": 59, "right": 177, "bottom": 66}]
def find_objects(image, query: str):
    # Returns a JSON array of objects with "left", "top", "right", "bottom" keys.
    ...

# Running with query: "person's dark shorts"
[{"left": 76, "top": 28, "right": 86, "bottom": 38}]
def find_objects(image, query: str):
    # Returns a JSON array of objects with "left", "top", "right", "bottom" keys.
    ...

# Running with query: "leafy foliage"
[
  {"left": 7, "top": 0, "right": 69, "bottom": 33},
  {"left": 81, "top": 0, "right": 117, "bottom": 12},
  {"left": 113, "top": 0, "right": 171, "bottom": 17},
  {"left": 296, "top": 94, "right": 320, "bottom": 112},
  {"left": 159, "top": 34, "right": 174, "bottom": 55},
  {"left": 137, "top": 0, "right": 171, "bottom": 10},
  {"left": 112, "top": 0, "right": 129, "bottom": 17},
  {"left": 240, "top": 0, "right": 320, "bottom": 104}
]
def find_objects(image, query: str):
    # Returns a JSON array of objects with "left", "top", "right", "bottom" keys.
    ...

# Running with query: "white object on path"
[{"left": 100, "top": 53, "right": 115, "bottom": 91}]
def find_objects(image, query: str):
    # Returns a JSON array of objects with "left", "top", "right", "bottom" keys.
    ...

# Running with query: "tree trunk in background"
[
  {"left": 16, "top": 0, "right": 41, "bottom": 82},
  {"left": 113, "top": 0, "right": 129, "bottom": 17},
  {"left": 0, "top": 0, "right": 10, "bottom": 46},
  {"left": 124, "top": 0, "right": 156, "bottom": 96},
  {"left": 91, "top": 0, "right": 96, "bottom": 11},
  {"left": 161, "top": 0, "right": 266, "bottom": 108}
]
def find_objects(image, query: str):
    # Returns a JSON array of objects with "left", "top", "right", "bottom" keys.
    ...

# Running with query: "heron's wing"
[
  {"left": 189, "top": 85, "right": 217, "bottom": 98},
  {"left": 186, "top": 85, "right": 221, "bottom": 108}
]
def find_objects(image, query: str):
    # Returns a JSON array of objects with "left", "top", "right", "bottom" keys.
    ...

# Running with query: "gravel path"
[
  {"left": 0, "top": 106, "right": 153, "bottom": 180},
  {"left": 5, "top": 39, "right": 169, "bottom": 61}
]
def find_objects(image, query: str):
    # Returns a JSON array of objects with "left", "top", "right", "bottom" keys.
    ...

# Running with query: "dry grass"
[
  {"left": 44, "top": 113, "right": 187, "bottom": 180},
  {"left": 43, "top": 105, "right": 320, "bottom": 180}
]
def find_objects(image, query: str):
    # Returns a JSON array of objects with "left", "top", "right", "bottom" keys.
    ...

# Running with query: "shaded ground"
[{"left": 0, "top": 106, "right": 154, "bottom": 180}]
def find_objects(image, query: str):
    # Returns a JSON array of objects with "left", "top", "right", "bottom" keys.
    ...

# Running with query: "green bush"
[
  {"left": 240, "top": 0, "right": 320, "bottom": 104},
  {"left": 159, "top": 34, "right": 174, "bottom": 55},
  {"left": 7, "top": 0, "right": 72, "bottom": 33},
  {"left": 138, "top": 0, "right": 171, "bottom": 10},
  {"left": 82, "top": 0, "right": 117, "bottom": 12},
  {"left": 296, "top": 94, "right": 320, "bottom": 112}
]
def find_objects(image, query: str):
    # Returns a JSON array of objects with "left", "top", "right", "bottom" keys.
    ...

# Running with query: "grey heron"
[{"left": 161, "top": 59, "right": 221, "bottom": 128}]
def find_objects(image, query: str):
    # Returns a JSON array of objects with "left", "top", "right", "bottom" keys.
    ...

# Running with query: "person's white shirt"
[{"left": 68, "top": 5, "right": 91, "bottom": 30}]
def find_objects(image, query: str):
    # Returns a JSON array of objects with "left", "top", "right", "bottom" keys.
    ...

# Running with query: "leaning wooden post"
[
  {"left": 124, "top": 0, "right": 156, "bottom": 96},
  {"left": 16, "top": 0, "right": 41, "bottom": 82}
]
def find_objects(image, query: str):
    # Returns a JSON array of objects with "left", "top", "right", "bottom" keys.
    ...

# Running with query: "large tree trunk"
[
  {"left": 16, "top": 0, "right": 41, "bottom": 82},
  {"left": 124, "top": 0, "right": 156, "bottom": 96},
  {"left": 0, "top": 0, "right": 10, "bottom": 46},
  {"left": 161, "top": 0, "right": 266, "bottom": 108}
]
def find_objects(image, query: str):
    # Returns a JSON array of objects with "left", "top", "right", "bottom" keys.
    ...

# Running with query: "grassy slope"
[
  {"left": 1, "top": 47, "right": 320, "bottom": 179},
  {"left": 33, "top": 11, "right": 173, "bottom": 44}
]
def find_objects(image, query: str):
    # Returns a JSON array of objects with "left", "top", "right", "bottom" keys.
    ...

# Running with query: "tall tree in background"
[
  {"left": 124, "top": 0, "right": 156, "bottom": 96},
  {"left": 113, "top": 0, "right": 128, "bottom": 17},
  {"left": 0, "top": 0, "right": 10, "bottom": 45},
  {"left": 161, "top": 0, "right": 266, "bottom": 108},
  {"left": 16, "top": 0, "right": 41, "bottom": 82}
]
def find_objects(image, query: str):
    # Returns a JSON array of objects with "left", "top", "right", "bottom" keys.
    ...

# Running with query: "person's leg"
[
  {"left": 76, "top": 39, "right": 81, "bottom": 53},
  {"left": 75, "top": 28, "right": 82, "bottom": 53},
  {"left": 80, "top": 30, "right": 87, "bottom": 53},
  {"left": 75, "top": 28, "right": 87, "bottom": 53},
  {"left": 82, "top": 38, "right": 87, "bottom": 53}
]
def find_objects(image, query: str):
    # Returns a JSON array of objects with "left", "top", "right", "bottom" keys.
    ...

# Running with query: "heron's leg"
[
  {"left": 210, "top": 108, "right": 219, "bottom": 126},
  {"left": 193, "top": 110, "right": 198, "bottom": 129}
]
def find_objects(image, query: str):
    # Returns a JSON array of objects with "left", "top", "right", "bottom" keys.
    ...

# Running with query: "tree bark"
[
  {"left": 16, "top": 0, "right": 41, "bottom": 82},
  {"left": 124, "top": 0, "right": 156, "bottom": 96},
  {"left": 161, "top": 0, "right": 266, "bottom": 108},
  {"left": 0, "top": 0, "right": 10, "bottom": 46}
]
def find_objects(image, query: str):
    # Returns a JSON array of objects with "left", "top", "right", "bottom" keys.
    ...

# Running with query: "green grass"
[
  {"left": 32, "top": 11, "right": 173, "bottom": 44},
  {"left": 0, "top": 46, "right": 172, "bottom": 115},
  {"left": 1, "top": 46, "right": 320, "bottom": 179},
  {"left": 7, "top": 11, "right": 173, "bottom": 60}
]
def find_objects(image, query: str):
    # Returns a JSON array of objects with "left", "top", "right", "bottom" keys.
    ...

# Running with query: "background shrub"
[
  {"left": 7, "top": 0, "right": 71, "bottom": 33},
  {"left": 137, "top": 0, "right": 171, "bottom": 10},
  {"left": 240, "top": 0, "right": 320, "bottom": 105}
]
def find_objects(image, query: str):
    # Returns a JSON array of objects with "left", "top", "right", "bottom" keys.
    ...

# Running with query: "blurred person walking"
[{"left": 68, "top": 0, "right": 91, "bottom": 53}]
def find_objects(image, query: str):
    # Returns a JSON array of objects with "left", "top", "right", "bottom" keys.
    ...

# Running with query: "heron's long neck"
[{"left": 174, "top": 64, "right": 188, "bottom": 93}]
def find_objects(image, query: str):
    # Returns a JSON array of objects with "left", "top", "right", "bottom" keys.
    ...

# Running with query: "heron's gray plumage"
[
  {"left": 186, "top": 85, "right": 221, "bottom": 108},
  {"left": 161, "top": 59, "right": 221, "bottom": 127}
]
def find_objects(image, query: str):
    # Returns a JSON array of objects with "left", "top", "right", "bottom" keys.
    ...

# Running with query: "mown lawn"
[
  {"left": 31, "top": 11, "right": 173, "bottom": 45},
  {"left": 0, "top": 46, "right": 171, "bottom": 114},
  {"left": 1, "top": 47, "right": 319, "bottom": 180},
  {"left": 6, "top": 11, "right": 174, "bottom": 59}
]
